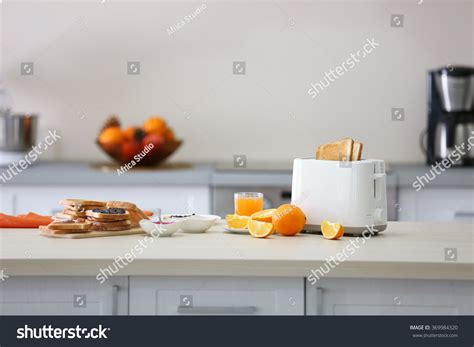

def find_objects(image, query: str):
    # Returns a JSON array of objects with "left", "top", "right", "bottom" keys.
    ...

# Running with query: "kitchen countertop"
[
  {"left": 1, "top": 161, "right": 473, "bottom": 188},
  {"left": 0, "top": 161, "right": 214, "bottom": 186},
  {"left": 1, "top": 222, "right": 472, "bottom": 280}
]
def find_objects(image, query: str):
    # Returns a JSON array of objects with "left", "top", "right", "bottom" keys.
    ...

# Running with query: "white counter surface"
[{"left": 0, "top": 222, "right": 472, "bottom": 280}]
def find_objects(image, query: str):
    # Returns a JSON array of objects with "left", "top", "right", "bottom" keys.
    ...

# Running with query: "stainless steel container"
[
  {"left": 0, "top": 114, "right": 38, "bottom": 151},
  {"left": 434, "top": 68, "right": 474, "bottom": 112},
  {"left": 434, "top": 121, "right": 450, "bottom": 159},
  {"left": 455, "top": 121, "right": 474, "bottom": 160}
]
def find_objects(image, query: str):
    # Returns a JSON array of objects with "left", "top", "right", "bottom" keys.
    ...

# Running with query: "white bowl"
[
  {"left": 139, "top": 219, "right": 180, "bottom": 237},
  {"left": 179, "top": 214, "right": 220, "bottom": 233}
]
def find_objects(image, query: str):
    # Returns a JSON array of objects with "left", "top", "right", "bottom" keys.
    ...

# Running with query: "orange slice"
[
  {"left": 250, "top": 209, "right": 276, "bottom": 223},
  {"left": 321, "top": 220, "right": 344, "bottom": 240},
  {"left": 248, "top": 220, "right": 274, "bottom": 238},
  {"left": 226, "top": 214, "right": 250, "bottom": 229}
]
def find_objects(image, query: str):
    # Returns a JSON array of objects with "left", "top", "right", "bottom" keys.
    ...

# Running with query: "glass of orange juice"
[{"left": 234, "top": 192, "right": 264, "bottom": 216}]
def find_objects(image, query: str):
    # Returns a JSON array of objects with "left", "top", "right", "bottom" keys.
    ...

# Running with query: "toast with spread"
[
  {"left": 59, "top": 199, "right": 107, "bottom": 219},
  {"left": 85, "top": 208, "right": 130, "bottom": 220},
  {"left": 106, "top": 201, "right": 148, "bottom": 225}
]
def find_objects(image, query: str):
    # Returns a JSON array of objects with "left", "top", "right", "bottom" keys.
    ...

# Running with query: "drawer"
[
  {"left": 130, "top": 276, "right": 304, "bottom": 315},
  {"left": 0, "top": 276, "right": 128, "bottom": 315},
  {"left": 306, "top": 278, "right": 474, "bottom": 315}
]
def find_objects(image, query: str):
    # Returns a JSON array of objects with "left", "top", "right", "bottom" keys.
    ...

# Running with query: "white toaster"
[{"left": 291, "top": 158, "right": 387, "bottom": 235}]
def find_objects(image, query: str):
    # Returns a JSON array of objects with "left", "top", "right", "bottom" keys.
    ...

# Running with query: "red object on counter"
[{"left": 0, "top": 212, "right": 52, "bottom": 228}]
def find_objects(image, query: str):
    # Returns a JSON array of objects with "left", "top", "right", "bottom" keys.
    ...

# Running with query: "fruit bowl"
[
  {"left": 98, "top": 138, "right": 182, "bottom": 166},
  {"left": 97, "top": 116, "right": 182, "bottom": 166}
]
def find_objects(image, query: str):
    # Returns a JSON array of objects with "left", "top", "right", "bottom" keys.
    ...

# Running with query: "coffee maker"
[{"left": 425, "top": 66, "right": 474, "bottom": 166}]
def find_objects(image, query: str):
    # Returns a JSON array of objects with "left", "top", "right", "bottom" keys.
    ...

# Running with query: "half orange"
[{"left": 321, "top": 220, "right": 344, "bottom": 240}]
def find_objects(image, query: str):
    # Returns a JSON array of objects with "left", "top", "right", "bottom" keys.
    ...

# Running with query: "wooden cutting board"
[{"left": 39, "top": 227, "right": 145, "bottom": 239}]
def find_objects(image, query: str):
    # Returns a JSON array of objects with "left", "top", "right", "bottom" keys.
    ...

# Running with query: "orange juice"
[{"left": 234, "top": 192, "right": 264, "bottom": 216}]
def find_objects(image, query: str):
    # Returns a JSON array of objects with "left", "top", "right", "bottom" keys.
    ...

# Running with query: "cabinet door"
[
  {"left": 0, "top": 276, "right": 128, "bottom": 315},
  {"left": 306, "top": 278, "right": 474, "bottom": 315},
  {"left": 130, "top": 277, "right": 304, "bottom": 315},
  {"left": 398, "top": 187, "right": 474, "bottom": 222},
  {"left": 4, "top": 185, "right": 210, "bottom": 215}
]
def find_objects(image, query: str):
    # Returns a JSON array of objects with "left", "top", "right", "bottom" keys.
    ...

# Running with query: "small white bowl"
[
  {"left": 139, "top": 219, "right": 181, "bottom": 237},
  {"left": 179, "top": 214, "right": 220, "bottom": 233}
]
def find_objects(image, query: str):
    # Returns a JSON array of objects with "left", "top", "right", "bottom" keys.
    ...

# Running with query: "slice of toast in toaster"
[
  {"left": 316, "top": 138, "right": 354, "bottom": 161},
  {"left": 351, "top": 141, "right": 363, "bottom": 161}
]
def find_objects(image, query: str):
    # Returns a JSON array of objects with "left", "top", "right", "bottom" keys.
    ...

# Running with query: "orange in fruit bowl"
[
  {"left": 164, "top": 128, "right": 175, "bottom": 141},
  {"left": 251, "top": 209, "right": 276, "bottom": 223},
  {"left": 98, "top": 127, "right": 122, "bottom": 151},
  {"left": 248, "top": 219, "right": 274, "bottom": 238},
  {"left": 144, "top": 117, "right": 167, "bottom": 135},
  {"left": 272, "top": 204, "right": 306, "bottom": 236},
  {"left": 122, "top": 127, "right": 134, "bottom": 141},
  {"left": 321, "top": 220, "right": 344, "bottom": 240}
]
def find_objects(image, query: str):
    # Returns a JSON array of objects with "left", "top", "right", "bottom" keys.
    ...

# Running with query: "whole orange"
[
  {"left": 123, "top": 127, "right": 136, "bottom": 141},
  {"left": 99, "top": 127, "right": 122, "bottom": 150},
  {"left": 272, "top": 204, "right": 306, "bottom": 236},
  {"left": 164, "top": 128, "right": 175, "bottom": 142},
  {"left": 144, "top": 117, "right": 167, "bottom": 135}
]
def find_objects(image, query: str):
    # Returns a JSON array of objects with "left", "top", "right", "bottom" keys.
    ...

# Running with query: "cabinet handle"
[
  {"left": 454, "top": 211, "right": 474, "bottom": 218},
  {"left": 316, "top": 287, "right": 324, "bottom": 315},
  {"left": 112, "top": 285, "right": 120, "bottom": 315},
  {"left": 177, "top": 305, "right": 257, "bottom": 315}
]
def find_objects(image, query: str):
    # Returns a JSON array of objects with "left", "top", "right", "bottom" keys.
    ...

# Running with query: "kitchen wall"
[{"left": 1, "top": 0, "right": 473, "bottom": 164}]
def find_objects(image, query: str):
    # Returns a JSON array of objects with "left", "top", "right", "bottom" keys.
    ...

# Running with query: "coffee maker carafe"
[{"left": 425, "top": 66, "right": 474, "bottom": 166}]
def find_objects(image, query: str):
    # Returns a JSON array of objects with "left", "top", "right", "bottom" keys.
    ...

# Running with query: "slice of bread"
[
  {"left": 127, "top": 210, "right": 146, "bottom": 225},
  {"left": 106, "top": 201, "right": 136, "bottom": 209},
  {"left": 59, "top": 199, "right": 106, "bottom": 208},
  {"left": 106, "top": 201, "right": 149, "bottom": 223},
  {"left": 63, "top": 208, "right": 87, "bottom": 218},
  {"left": 316, "top": 138, "right": 354, "bottom": 161},
  {"left": 39, "top": 225, "right": 89, "bottom": 234},
  {"left": 53, "top": 212, "right": 74, "bottom": 220},
  {"left": 352, "top": 141, "right": 363, "bottom": 161},
  {"left": 88, "top": 224, "right": 133, "bottom": 232},
  {"left": 47, "top": 221, "right": 91, "bottom": 231},
  {"left": 87, "top": 219, "right": 131, "bottom": 227}
]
